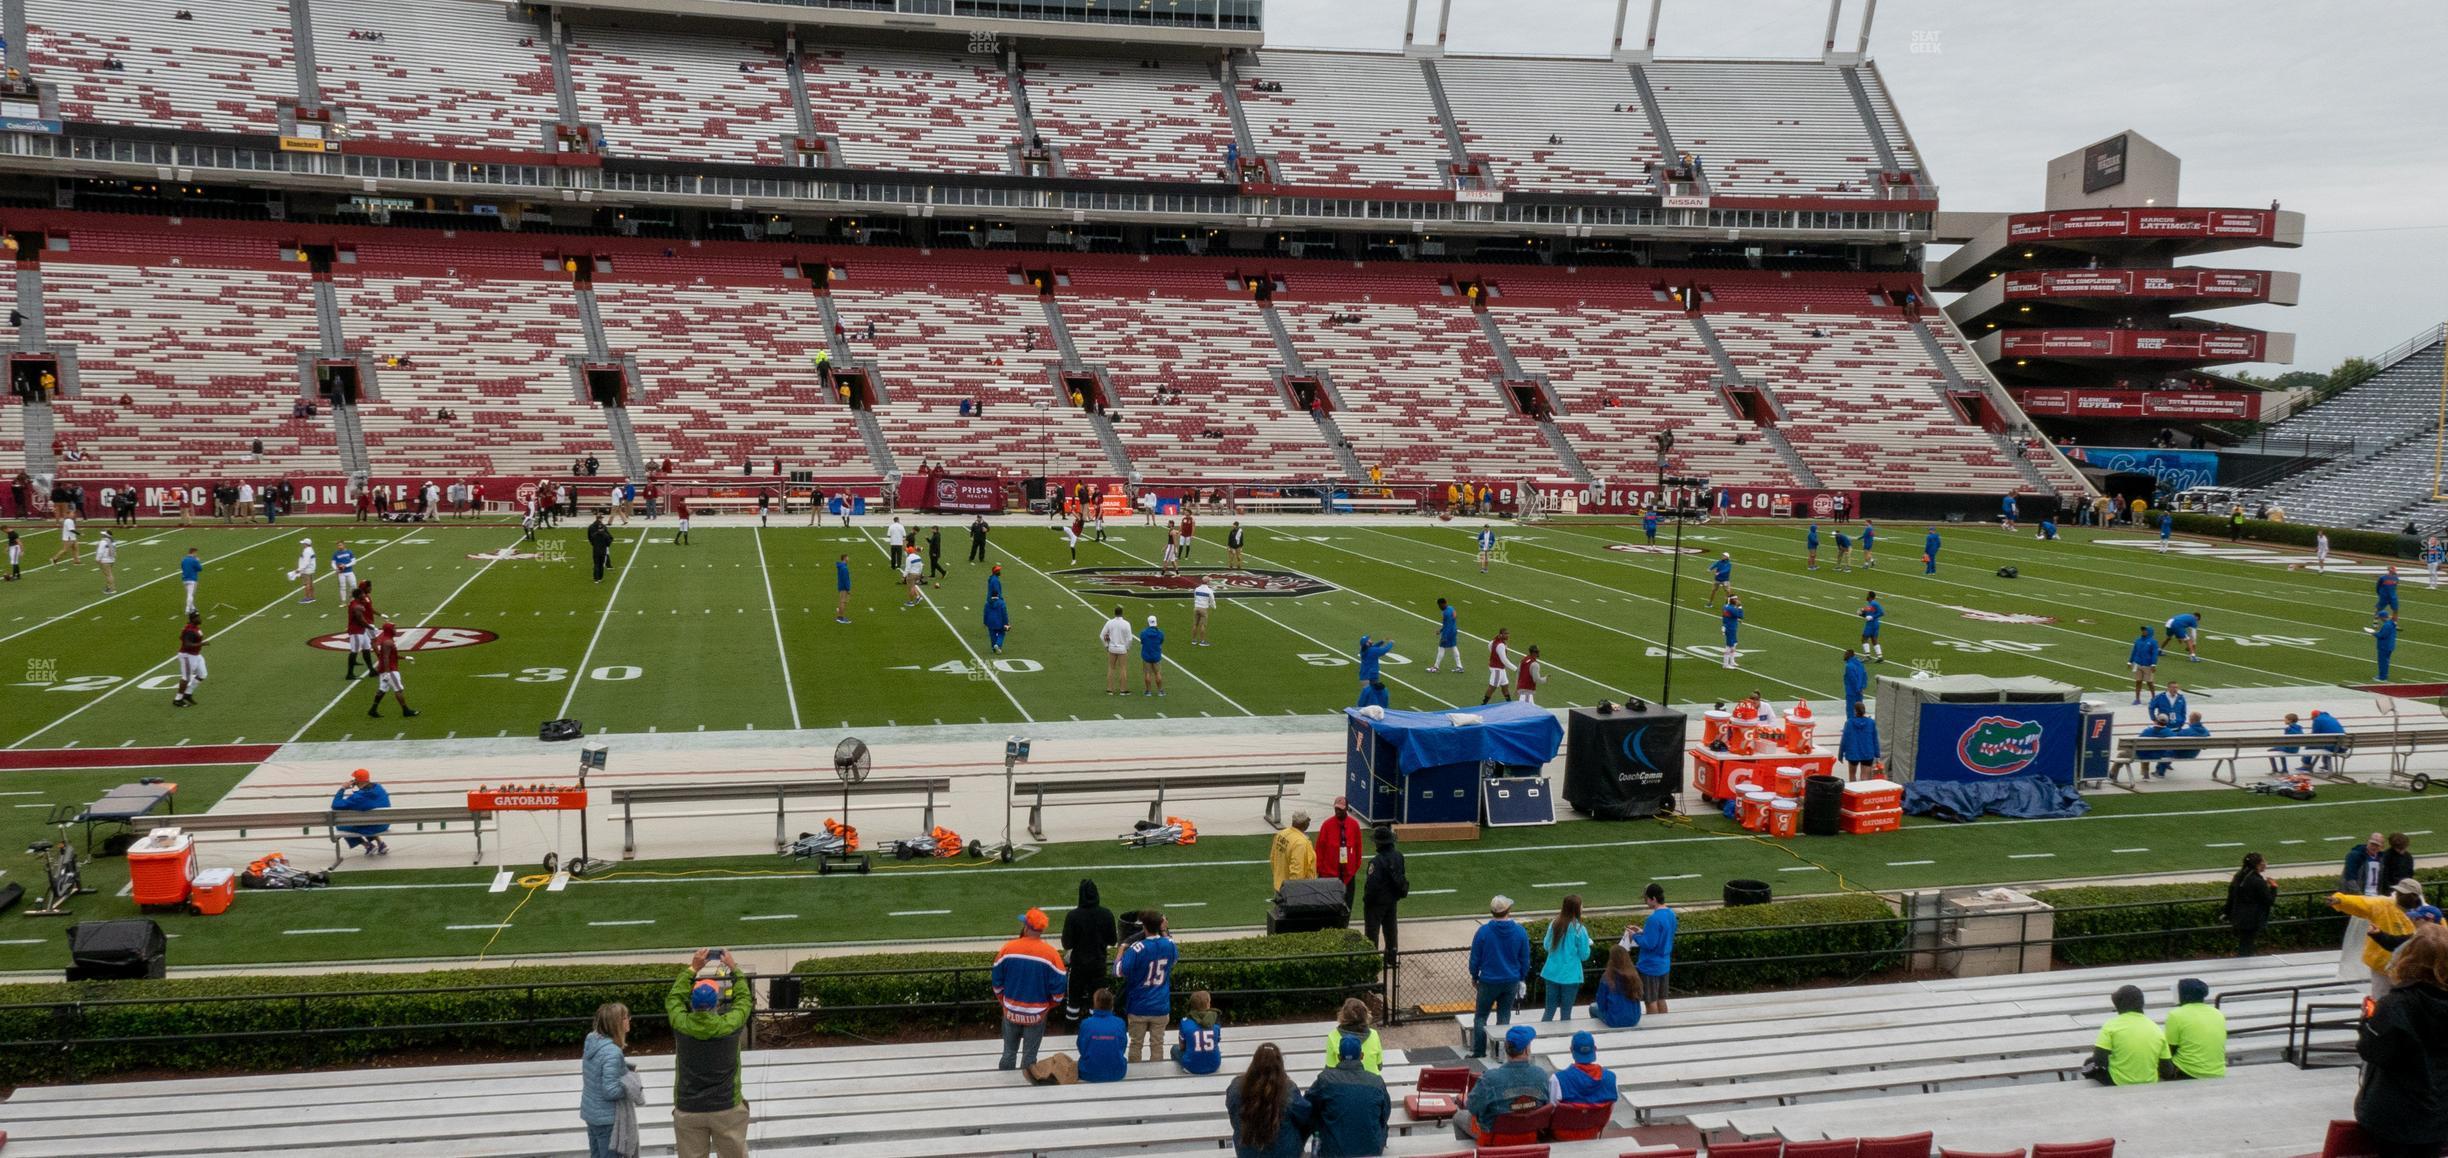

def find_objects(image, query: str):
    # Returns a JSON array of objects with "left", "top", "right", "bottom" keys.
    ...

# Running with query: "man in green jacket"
[{"left": 666, "top": 948, "right": 755, "bottom": 1158}]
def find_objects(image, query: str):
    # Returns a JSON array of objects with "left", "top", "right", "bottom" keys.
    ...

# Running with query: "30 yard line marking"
[
  {"left": 446, "top": 924, "right": 512, "bottom": 931},
  {"left": 561, "top": 527, "right": 650, "bottom": 719},
  {"left": 740, "top": 913, "right": 798, "bottom": 921},
  {"left": 1779, "top": 865, "right": 1823, "bottom": 872},
  {"left": 2113, "top": 848, "right": 2151, "bottom": 853},
  {"left": 2205, "top": 841, "right": 2244, "bottom": 848},
  {"left": 1411, "top": 888, "right": 1458, "bottom": 896},
  {"left": 10, "top": 532, "right": 424, "bottom": 748},
  {"left": 1531, "top": 881, "right": 1587, "bottom": 888},
  {"left": 751, "top": 528, "right": 802, "bottom": 730},
  {"left": 283, "top": 531, "right": 528, "bottom": 744},
  {"left": 2008, "top": 853, "right": 2057, "bottom": 859}
]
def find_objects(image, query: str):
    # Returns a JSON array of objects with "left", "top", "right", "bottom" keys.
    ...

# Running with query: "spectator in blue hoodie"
[
  {"left": 983, "top": 593, "right": 1010, "bottom": 654},
  {"left": 1305, "top": 1033, "right": 1391, "bottom": 1158},
  {"left": 1625, "top": 883, "right": 1678, "bottom": 1014},
  {"left": 1175, "top": 989, "right": 1223, "bottom": 1074},
  {"left": 1555, "top": 1030, "right": 1619, "bottom": 1108},
  {"left": 1076, "top": 987, "right": 1129, "bottom": 1082},
  {"left": 1115, "top": 909, "right": 1178, "bottom": 1064},
  {"left": 1355, "top": 634, "right": 1396, "bottom": 695},
  {"left": 332, "top": 767, "right": 391, "bottom": 855},
  {"left": 1842, "top": 648, "right": 1868, "bottom": 711},
  {"left": 2268, "top": 712, "right": 2305, "bottom": 775},
  {"left": 1840, "top": 702, "right": 1880, "bottom": 778},
  {"left": 2374, "top": 609, "right": 2398, "bottom": 681},
  {"left": 1467, "top": 894, "right": 1531, "bottom": 1058},
  {"left": 1922, "top": 526, "right": 1942, "bottom": 574},
  {"left": 1355, "top": 679, "right": 1389, "bottom": 711},
  {"left": 2308, "top": 709, "right": 2347, "bottom": 773},
  {"left": 2138, "top": 711, "right": 2211, "bottom": 778},
  {"left": 1805, "top": 522, "right": 1821, "bottom": 570},
  {"left": 2149, "top": 682, "right": 2188, "bottom": 727}
]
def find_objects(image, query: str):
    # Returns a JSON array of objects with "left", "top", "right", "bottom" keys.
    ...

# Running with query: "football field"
[{"left": 0, "top": 513, "right": 2424, "bottom": 750}]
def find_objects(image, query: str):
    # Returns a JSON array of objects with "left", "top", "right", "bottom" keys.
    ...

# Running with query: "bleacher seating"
[
  {"left": 568, "top": 25, "right": 794, "bottom": 165},
  {"left": 40, "top": 261, "right": 327, "bottom": 474},
  {"left": 28, "top": 0, "right": 296, "bottom": 134},
  {"left": 1644, "top": 62, "right": 1899, "bottom": 197},
  {"left": 1492, "top": 297, "right": 1799, "bottom": 485},
  {"left": 333, "top": 270, "right": 592, "bottom": 475},
  {"left": 2248, "top": 330, "right": 2447, "bottom": 528},
  {"left": 1707, "top": 307, "right": 2027, "bottom": 491},
  {"left": 1275, "top": 298, "right": 1566, "bottom": 478},
  {"left": 828, "top": 276, "right": 1105, "bottom": 476},
  {"left": 803, "top": 46, "right": 1020, "bottom": 175},
  {"left": 1436, "top": 56, "right": 1662, "bottom": 194},
  {"left": 1023, "top": 57, "right": 1235, "bottom": 182},
  {"left": 312, "top": 0, "right": 559, "bottom": 151},
  {"left": 592, "top": 280, "right": 872, "bottom": 474},
  {"left": 1057, "top": 276, "right": 1343, "bottom": 480},
  {"left": 1239, "top": 50, "right": 1453, "bottom": 189}
]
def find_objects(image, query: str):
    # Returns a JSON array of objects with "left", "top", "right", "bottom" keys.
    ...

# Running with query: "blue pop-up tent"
[{"left": 1344, "top": 703, "right": 1564, "bottom": 825}]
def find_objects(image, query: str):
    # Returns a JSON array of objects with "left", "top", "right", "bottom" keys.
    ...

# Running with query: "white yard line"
[
  {"left": 858, "top": 527, "right": 1035, "bottom": 723},
  {"left": 988, "top": 540, "right": 1254, "bottom": 715},
  {"left": 752, "top": 528, "right": 804, "bottom": 730},
  {"left": 9, "top": 534, "right": 422, "bottom": 749},
  {"left": 282, "top": 532, "right": 526, "bottom": 744},
  {"left": 560, "top": 527, "right": 650, "bottom": 719},
  {"left": 0, "top": 527, "right": 209, "bottom": 646}
]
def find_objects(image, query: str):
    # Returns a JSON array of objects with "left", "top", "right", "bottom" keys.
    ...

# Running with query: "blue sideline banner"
[
  {"left": 1912, "top": 702, "right": 2079, "bottom": 786},
  {"left": 2073, "top": 446, "right": 2219, "bottom": 491}
]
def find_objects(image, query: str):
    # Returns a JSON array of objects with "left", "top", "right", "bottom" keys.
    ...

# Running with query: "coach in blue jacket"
[
  {"left": 1466, "top": 894, "right": 1530, "bottom": 1058},
  {"left": 1843, "top": 649, "right": 1869, "bottom": 711}
]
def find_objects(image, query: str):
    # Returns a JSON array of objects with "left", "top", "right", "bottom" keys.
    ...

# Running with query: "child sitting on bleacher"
[
  {"left": 1175, "top": 989, "right": 1223, "bottom": 1075},
  {"left": 1076, "top": 988, "right": 1129, "bottom": 1083}
]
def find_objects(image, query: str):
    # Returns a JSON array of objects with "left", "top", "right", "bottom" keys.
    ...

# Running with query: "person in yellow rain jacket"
[
  {"left": 2333, "top": 879, "right": 2426, "bottom": 997},
  {"left": 1270, "top": 812, "right": 1317, "bottom": 891}
]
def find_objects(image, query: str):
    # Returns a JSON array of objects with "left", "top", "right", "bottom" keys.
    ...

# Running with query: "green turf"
[
  {"left": 0, "top": 517, "right": 2421, "bottom": 748},
  {"left": 6, "top": 782, "right": 2439, "bottom": 968}
]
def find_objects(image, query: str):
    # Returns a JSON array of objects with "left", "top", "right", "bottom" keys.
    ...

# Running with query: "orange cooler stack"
[
  {"left": 1840, "top": 778, "right": 1905, "bottom": 835},
  {"left": 127, "top": 829, "right": 196, "bottom": 907},
  {"left": 189, "top": 867, "right": 236, "bottom": 915}
]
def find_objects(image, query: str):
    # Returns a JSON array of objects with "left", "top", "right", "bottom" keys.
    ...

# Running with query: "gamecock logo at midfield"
[
  {"left": 1052, "top": 568, "right": 1336, "bottom": 600},
  {"left": 306, "top": 627, "right": 500, "bottom": 652}
]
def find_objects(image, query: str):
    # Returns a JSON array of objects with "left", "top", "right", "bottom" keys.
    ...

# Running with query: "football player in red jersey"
[
  {"left": 172, "top": 611, "right": 207, "bottom": 707},
  {"left": 367, "top": 622, "right": 419, "bottom": 719},
  {"left": 343, "top": 579, "right": 380, "bottom": 681}
]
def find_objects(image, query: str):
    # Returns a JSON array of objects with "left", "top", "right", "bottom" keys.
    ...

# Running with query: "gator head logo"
[
  {"left": 1957, "top": 715, "right": 2043, "bottom": 776},
  {"left": 1054, "top": 567, "right": 1335, "bottom": 600}
]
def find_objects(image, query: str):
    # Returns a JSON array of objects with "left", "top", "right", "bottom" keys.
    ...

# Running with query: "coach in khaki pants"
[{"left": 666, "top": 949, "right": 754, "bottom": 1158}]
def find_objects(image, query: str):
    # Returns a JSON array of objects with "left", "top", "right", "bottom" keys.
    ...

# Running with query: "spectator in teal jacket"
[
  {"left": 1539, "top": 893, "right": 1592, "bottom": 1021},
  {"left": 664, "top": 949, "right": 753, "bottom": 1158}
]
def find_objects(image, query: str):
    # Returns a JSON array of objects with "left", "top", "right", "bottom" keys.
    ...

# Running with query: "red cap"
[
  {"left": 1021, "top": 908, "right": 1049, "bottom": 932},
  {"left": 1334, "top": 796, "right": 1349, "bottom": 808},
  {"left": 351, "top": 768, "right": 371, "bottom": 782}
]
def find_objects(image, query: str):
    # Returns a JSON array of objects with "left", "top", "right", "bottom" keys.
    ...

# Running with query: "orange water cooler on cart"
[{"left": 126, "top": 829, "right": 196, "bottom": 908}]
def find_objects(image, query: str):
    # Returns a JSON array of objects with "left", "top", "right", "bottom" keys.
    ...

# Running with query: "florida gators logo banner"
[{"left": 1957, "top": 715, "right": 2044, "bottom": 776}]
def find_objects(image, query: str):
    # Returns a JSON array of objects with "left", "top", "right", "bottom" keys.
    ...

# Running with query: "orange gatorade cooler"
[
  {"left": 1739, "top": 790, "right": 1776, "bottom": 831},
  {"left": 1784, "top": 702, "right": 1816, "bottom": 753},
  {"left": 1774, "top": 766, "right": 1807, "bottom": 798},
  {"left": 189, "top": 867, "right": 236, "bottom": 915},
  {"left": 1844, "top": 778, "right": 1905, "bottom": 813},
  {"left": 1768, "top": 798, "right": 1800, "bottom": 838},
  {"left": 127, "top": 829, "right": 196, "bottom": 908},
  {"left": 1725, "top": 720, "right": 1759, "bottom": 756},
  {"left": 1702, "top": 710, "right": 1731, "bottom": 747}
]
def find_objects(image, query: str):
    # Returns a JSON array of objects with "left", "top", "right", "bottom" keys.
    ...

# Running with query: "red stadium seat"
[
  {"left": 1936, "top": 1150, "right": 2027, "bottom": 1158},
  {"left": 1548, "top": 1100, "right": 1615, "bottom": 1141},
  {"left": 1477, "top": 1146, "right": 1551, "bottom": 1158},
  {"left": 1786, "top": 1142, "right": 1862, "bottom": 1158},
  {"left": 1630, "top": 1151, "right": 1700, "bottom": 1158},
  {"left": 1708, "top": 1142, "right": 1787, "bottom": 1157},
  {"left": 1478, "top": 1104, "right": 1555, "bottom": 1148},
  {"left": 1419, "top": 1066, "right": 1479, "bottom": 1096},
  {"left": 2312, "top": 1120, "right": 2385, "bottom": 1158},
  {"left": 1859, "top": 1135, "right": 1936, "bottom": 1158},
  {"left": 2029, "top": 1143, "right": 2114, "bottom": 1158}
]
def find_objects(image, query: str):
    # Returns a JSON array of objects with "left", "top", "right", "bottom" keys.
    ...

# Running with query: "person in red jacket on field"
[{"left": 1314, "top": 796, "right": 1365, "bottom": 908}]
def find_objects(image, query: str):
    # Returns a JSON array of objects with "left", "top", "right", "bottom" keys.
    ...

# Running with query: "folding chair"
[
  {"left": 1549, "top": 1101, "right": 1615, "bottom": 1142},
  {"left": 2030, "top": 1143, "right": 2114, "bottom": 1158}
]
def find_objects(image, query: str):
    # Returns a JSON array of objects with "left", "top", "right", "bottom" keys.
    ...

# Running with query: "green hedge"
[
  {"left": 2033, "top": 867, "right": 2448, "bottom": 968},
  {"left": 788, "top": 929, "right": 1379, "bottom": 1034},
  {"left": 2153, "top": 509, "right": 2417, "bottom": 558},
  {"left": 0, "top": 965, "right": 677, "bottom": 1086},
  {"left": 1524, "top": 893, "right": 1905, "bottom": 996}
]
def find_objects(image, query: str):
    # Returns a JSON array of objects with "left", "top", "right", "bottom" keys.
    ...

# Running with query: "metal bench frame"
[
  {"left": 610, "top": 777, "right": 949, "bottom": 858},
  {"left": 1013, "top": 771, "right": 1288, "bottom": 841},
  {"left": 133, "top": 806, "right": 492, "bottom": 869}
]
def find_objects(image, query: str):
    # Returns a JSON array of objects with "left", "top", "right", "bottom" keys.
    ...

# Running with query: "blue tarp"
[
  {"left": 1903, "top": 777, "right": 2090, "bottom": 822},
  {"left": 1343, "top": 702, "right": 1563, "bottom": 774}
]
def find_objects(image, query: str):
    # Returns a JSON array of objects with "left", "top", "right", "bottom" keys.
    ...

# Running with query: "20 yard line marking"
[
  {"left": 2008, "top": 853, "right": 2057, "bottom": 859},
  {"left": 1887, "top": 860, "right": 1935, "bottom": 866},
  {"left": 740, "top": 914, "right": 798, "bottom": 922},
  {"left": 2113, "top": 848, "right": 2151, "bottom": 854},
  {"left": 751, "top": 528, "right": 803, "bottom": 730},
  {"left": 1532, "top": 881, "right": 1587, "bottom": 888}
]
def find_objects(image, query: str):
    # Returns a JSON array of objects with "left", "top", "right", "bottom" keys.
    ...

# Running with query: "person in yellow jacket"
[
  {"left": 1270, "top": 811, "right": 1317, "bottom": 891},
  {"left": 2333, "top": 879, "right": 2425, "bottom": 997}
]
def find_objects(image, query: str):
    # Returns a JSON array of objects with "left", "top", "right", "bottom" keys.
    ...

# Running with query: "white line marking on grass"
[
  {"left": 1887, "top": 860, "right": 1935, "bottom": 866},
  {"left": 0, "top": 791, "right": 40, "bottom": 797},
  {"left": 1532, "top": 881, "right": 1587, "bottom": 888},
  {"left": 889, "top": 910, "right": 951, "bottom": 917},
  {"left": 2009, "top": 853, "right": 2057, "bottom": 859},
  {"left": 2113, "top": 848, "right": 2151, "bottom": 854},
  {"left": 1779, "top": 866, "right": 1822, "bottom": 873},
  {"left": 2325, "top": 835, "right": 2357, "bottom": 841},
  {"left": 1411, "top": 889, "right": 1457, "bottom": 896},
  {"left": 753, "top": 529, "right": 803, "bottom": 730},
  {"left": 283, "top": 536, "right": 521, "bottom": 743},
  {"left": 1655, "top": 874, "right": 1701, "bottom": 881},
  {"left": 588, "top": 920, "right": 656, "bottom": 927},
  {"left": 860, "top": 528, "right": 1034, "bottom": 722},
  {"left": 2412, "top": 830, "right": 2434, "bottom": 836},
  {"left": 990, "top": 542, "right": 1249, "bottom": 715},
  {"left": 1167, "top": 902, "right": 1208, "bottom": 908},
  {"left": 2205, "top": 841, "right": 2244, "bottom": 848},
  {"left": 12, "top": 803, "right": 51, "bottom": 809},
  {"left": 740, "top": 914, "right": 799, "bottom": 922},
  {"left": 10, "top": 533, "right": 423, "bottom": 748},
  {"left": 561, "top": 529, "right": 649, "bottom": 719},
  {"left": 0, "top": 939, "right": 49, "bottom": 945},
  {"left": 282, "top": 928, "right": 362, "bottom": 935},
  {"left": 446, "top": 924, "right": 512, "bottom": 931},
  {"left": 2281, "top": 839, "right": 2307, "bottom": 845}
]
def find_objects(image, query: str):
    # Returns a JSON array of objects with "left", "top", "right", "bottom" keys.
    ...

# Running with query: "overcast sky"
[{"left": 1266, "top": 0, "right": 2448, "bottom": 375}]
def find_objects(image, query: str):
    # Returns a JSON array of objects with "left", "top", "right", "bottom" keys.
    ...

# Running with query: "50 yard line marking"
[
  {"left": 8, "top": 532, "right": 423, "bottom": 749},
  {"left": 282, "top": 532, "right": 528, "bottom": 744},
  {"left": 752, "top": 528, "right": 802, "bottom": 730},
  {"left": 560, "top": 527, "right": 650, "bottom": 719}
]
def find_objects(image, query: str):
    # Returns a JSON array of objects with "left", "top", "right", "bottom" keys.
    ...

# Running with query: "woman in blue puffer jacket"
[{"left": 580, "top": 1003, "right": 639, "bottom": 1158}]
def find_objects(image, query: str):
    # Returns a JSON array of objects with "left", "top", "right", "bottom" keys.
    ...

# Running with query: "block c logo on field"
[
  {"left": 1957, "top": 715, "right": 2043, "bottom": 776},
  {"left": 306, "top": 627, "right": 500, "bottom": 652}
]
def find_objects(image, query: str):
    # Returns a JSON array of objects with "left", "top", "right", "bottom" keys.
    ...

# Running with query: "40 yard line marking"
[
  {"left": 560, "top": 525, "right": 651, "bottom": 719},
  {"left": 858, "top": 527, "right": 1034, "bottom": 723},
  {"left": 990, "top": 539, "right": 1251, "bottom": 715},
  {"left": 751, "top": 528, "right": 803, "bottom": 730}
]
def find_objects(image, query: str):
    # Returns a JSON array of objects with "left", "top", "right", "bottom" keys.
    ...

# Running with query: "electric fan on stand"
[{"left": 820, "top": 738, "right": 874, "bottom": 875}]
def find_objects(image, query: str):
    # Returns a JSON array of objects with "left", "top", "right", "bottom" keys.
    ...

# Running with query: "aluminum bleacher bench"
[
  {"left": 2099, "top": 727, "right": 2448, "bottom": 787},
  {"left": 131, "top": 806, "right": 491, "bottom": 870},
  {"left": 610, "top": 776, "right": 950, "bottom": 857},
  {"left": 1013, "top": 770, "right": 1291, "bottom": 841}
]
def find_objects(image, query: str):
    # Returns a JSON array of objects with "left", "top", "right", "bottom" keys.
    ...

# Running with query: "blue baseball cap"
[
  {"left": 688, "top": 980, "right": 722, "bottom": 1011},
  {"left": 1340, "top": 1034, "right": 1363, "bottom": 1060},
  {"left": 1571, "top": 1031, "right": 1597, "bottom": 1064},
  {"left": 1504, "top": 1024, "right": 1536, "bottom": 1053},
  {"left": 2412, "top": 905, "right": 2444, "bottom": 924}
]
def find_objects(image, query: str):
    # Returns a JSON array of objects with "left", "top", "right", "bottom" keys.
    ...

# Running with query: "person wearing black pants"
[
  {"left": 1362, "top": 825, "right": 1407, "bottom": 963},
  {"left": 926, "top": 527, "right": 947, "bottom": 585},
  {"left": 1059, "top": 879, "right": 1117, "bottom": 1021},
  {"left": 586, "top": 516, "right": 614, "bottom": 583},
  {"left": 2222, "top": 852, "right": 2276, "bottom": 957},
  {"left": 967, "top": 515, "right": 989, "bottom": 563}
]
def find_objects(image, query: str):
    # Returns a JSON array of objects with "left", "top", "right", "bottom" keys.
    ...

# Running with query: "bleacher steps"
[
  {"left": 543, "top": 11, "right": 580, "bottom": 128},
  {"left": 810, "top": 293, "right": 899, "bottom": 480},
  {"left": 602, "top": 404, "right": 647, "bottom": 480},
  {"left": 329, "top": 402, "right": 369, "bottom": 478},
  {"left": 19, "top": 396, "right": 56, "bottom": 477},
  {"left": 1838, "top": 65, "right": 1901, "bottom": 175},
  {"left": 1683, "top": 312, "right": 1818, "bottom": 485},
  {"left": 1627, "top": 63, "right": 1698, "bottom": 195},
  {"left": 1036, "top": 296, "right": 1135, "bottom": 479},
  {"left": 14, "top": 263, "right": 44, "bottom": 348},
  {"left": 287, "top": 0, "right": 323, "bottom": 109},
  {"left": 1257, "top": 302, "right": 1361, "bottom": 480},
  {"left": 782, "top": 30, "right": 817, "bottom": 139},
  {"left": 1416, "top": 58, "right": 1474, "bottom": 171},
  {"left": 1758, "top": 425, "right": 1825, "bottom": 488},
  {"left": 12, "top": 263, "right": 52, "bottom": 476},
  {"left": 1910, "top": 316, "right": 2063, "bottom": 493}
]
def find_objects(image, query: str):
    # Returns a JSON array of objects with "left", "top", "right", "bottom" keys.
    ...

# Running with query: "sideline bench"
[
  {"left": 2104, "top": 725, "right": 2448, "bottom": 788},
  {"left": 1013, "top": 771, "right": 1291, "bottom": 841},
  {"left": 611, "top": 777, "right": 949, "bottom": 857},
  {"left": 131, "top": 806, "right": 492, "bottom": 869}
]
